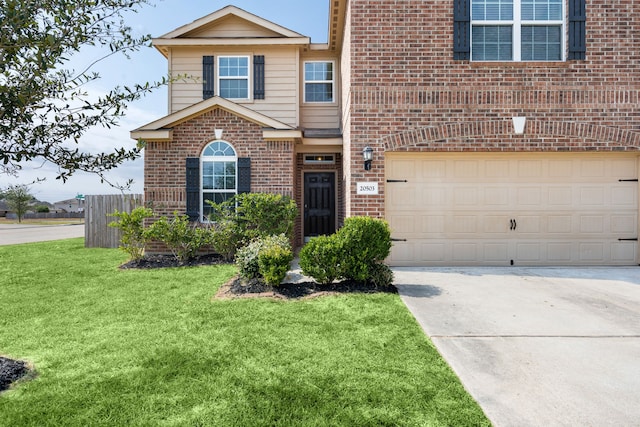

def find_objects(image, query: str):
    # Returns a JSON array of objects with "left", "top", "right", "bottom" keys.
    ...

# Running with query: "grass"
[
  {"left": 0, "top": 239, "right": 490, "bottom": 426},
  {"left": 0, "top": 218, "right": 84, "bottom": 225}
]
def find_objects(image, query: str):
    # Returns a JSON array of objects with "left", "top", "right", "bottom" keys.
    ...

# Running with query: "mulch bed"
[
  {"left": 0, "top": 356, "right": 29, "bottom": 393},
  {"left": 217, "top": 277, "right": 397, "bottom": 300},
  {"left": 119, "top": 254, "right": 226, "bottom": 269}
]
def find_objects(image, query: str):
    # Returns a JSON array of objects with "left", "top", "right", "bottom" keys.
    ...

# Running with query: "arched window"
[{"left": 201, "top": 141, "right": 237, "bottom": 221}]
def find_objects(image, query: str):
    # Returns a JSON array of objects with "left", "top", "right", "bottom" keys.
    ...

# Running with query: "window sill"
[
  {"left": 302, "top": 102, "right": 337, "bottom": 106},
  {"left": 470, "top": 61, "right": 571, "bottom": 69}
]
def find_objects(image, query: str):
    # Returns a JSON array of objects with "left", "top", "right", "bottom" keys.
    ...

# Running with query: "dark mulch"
[
  {"left": 119, "top": 254, "right": 226, "bottom": 269},
  {"left": 0, "top": 356, "right": 29, "bottom": 392},
  {"left": 226, "top": 277, "right": 397, "bottom": 299}
]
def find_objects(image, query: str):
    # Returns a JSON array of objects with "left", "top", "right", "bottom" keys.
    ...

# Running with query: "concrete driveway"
[
  {"left": 0, "top": 223, "right": 84, "bottom": 245},
  {"left": 394, "top": 267, "right": 640, "bottom": 427}
]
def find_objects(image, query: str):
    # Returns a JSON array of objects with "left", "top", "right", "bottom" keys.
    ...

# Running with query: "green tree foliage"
[
  {"left": 2, "top": 184, "right": 34, "bottom": 222},
  {"left": 0, "top": 0, "right": 165, "bottom": 184}
]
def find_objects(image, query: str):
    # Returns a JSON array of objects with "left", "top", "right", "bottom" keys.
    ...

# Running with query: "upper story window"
[
  {"left": 218, "top": 56, "right": 250, "bottom": 99},
  {"left": 304, "top": 61, "right": 334, "bottom": 103},
  {"left": 201, "top": 141, "right": 237, "bottom": 221},
  {"left": 471, "top": 0, "right": 563, "bottom": 61}
]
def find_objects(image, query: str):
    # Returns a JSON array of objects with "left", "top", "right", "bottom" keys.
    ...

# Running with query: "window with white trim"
[
  {"left": 201, "top": 141, "right": 237, "bottom": 221},
  {"left": 471, "top": 0, "right": 563, "bottom": 61},
  {"left": 304, "top": 61, "right": 334, "bottom": 103},
  {"left": 218, "top": 56, "right": 250, "bottom": 99}
]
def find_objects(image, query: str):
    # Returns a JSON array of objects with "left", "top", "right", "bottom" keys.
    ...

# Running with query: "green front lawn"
[{"left": 0, "top": 239, "right": 489, "bottom": 426}]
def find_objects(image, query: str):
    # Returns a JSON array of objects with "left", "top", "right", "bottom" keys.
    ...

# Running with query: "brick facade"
[
  {"left": 144, "top": 108, "right": 297, "bottom": 251},
  {"left": 344, "top": 0, "right": 640, "bottom": 218}
]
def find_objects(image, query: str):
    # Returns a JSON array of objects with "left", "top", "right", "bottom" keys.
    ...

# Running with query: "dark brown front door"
[{"left": 304, "top": 172, "right": 336, "bottom": 239}]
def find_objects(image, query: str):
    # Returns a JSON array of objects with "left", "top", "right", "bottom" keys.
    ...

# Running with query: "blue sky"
[{"left": 4, "top": 0, "right": 328, "bottom": 203}]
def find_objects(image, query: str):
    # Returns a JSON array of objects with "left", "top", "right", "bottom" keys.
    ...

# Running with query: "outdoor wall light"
[{"left": 363, "top": 146, "right": 374, "bottom": 170}]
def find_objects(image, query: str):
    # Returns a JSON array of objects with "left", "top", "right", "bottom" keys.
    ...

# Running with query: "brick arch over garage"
[{"left": 381, "top": 120, "right": 640, "bottom": 152}]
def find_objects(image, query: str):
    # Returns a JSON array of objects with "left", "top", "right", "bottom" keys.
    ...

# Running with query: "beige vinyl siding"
[
  {"left": 168, "top": 46, "right": 298, "bottom": 127},
  {"left": 300, "top": 53, "right": 341, "bottom": 129},
  {"left": 185, "top": 15, "right": 282, "bottom": 38},
  {"left": 301, "top": 105, "right": 340, "bottom": 129}
]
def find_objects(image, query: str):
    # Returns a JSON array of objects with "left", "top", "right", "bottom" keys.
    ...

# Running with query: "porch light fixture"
[
  {"left": 214, "top": 129, "right": 224, "bottom": 140},
  {"left": 363, "top": 146, "right": 374, "bottom": 170}
]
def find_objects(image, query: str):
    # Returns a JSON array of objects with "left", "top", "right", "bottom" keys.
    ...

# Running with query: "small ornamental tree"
[
  {"left": 108, "top": 207, "right": 153, "bottom": 261},
  {"left": 3, "top": 184, "right": 34, "bottom": 223}
]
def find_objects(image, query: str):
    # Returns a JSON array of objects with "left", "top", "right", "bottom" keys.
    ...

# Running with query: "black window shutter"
[
  {"left": 568, "top": 0, "right": 586, "bottom": 60},
  {"left": 203, "top": 56, "right": 215, "bottom": 99},
  {"left": 253, "top": 55, "right": 265, "bottom": 100},
  {"left": 453, "top": 0, "right": 470, "bottom": 60},
  {"left": 237, "top": 158, "right": 251, "bottom": 194},
  {"left": 186, "top": 157, "right": 200, "bottom": 221}
]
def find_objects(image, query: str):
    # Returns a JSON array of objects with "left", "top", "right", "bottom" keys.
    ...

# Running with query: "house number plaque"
[{"left": 357, "top": 182, "right": 379, "bottom": 195}]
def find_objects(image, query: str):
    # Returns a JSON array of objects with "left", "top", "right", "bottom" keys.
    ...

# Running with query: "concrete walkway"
[
  {"left": 0, "top": 223, "right": 84, "bottom": 245},
  {"left": 394, "top": 266, "right": 640, "bottom": 427}
]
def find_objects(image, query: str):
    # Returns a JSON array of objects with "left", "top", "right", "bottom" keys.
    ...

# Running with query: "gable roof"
[
  {"left": 131, "top": 96, "right": 300, "bottom": 142},
  {"left": 153, "top": 5, "right": 310, "bottom": 55}
]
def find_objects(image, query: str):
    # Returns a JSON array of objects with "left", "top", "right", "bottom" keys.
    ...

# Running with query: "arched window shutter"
[
  {"left": 237, "top": 158, "right": 251, "bottom": 194},
  {"left": 453, "top": 0, "right": 470, "bottom": 60},
  {"left": 568, "top": 0, "right": 586, "bottom": 60},
  {"left": 186, "top": 157, "right": 200, "bottom": 221},
  {"left": 203, "top": 56, "right": 215, "bottom": 99},
  {"left": 253, "top": 55, "right": 265, "bottom": 100}
]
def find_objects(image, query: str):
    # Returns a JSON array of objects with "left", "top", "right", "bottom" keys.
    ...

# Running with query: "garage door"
[{"left": 386, "top": 153, "right": 639, "bottom": 266}]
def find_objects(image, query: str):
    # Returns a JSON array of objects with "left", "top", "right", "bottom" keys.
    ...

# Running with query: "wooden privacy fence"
[{"left": 85, "top": 194, "right": 144, "bottom": 248}]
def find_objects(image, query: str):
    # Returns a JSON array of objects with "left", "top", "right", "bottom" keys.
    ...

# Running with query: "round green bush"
[
  {"left": 299, "top": 234, "right": 343, "bottom": 285},
  {"left": 337, "top": 216, "right": 391, "bottom": 282}
]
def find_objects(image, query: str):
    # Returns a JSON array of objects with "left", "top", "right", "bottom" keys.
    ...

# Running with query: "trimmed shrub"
[
  {"left": 235, "top": 239, "right": 263, "bottom": 280},
  {"left": 207, "top": 193, "right": 297, "bottom": 256},
  {"left": 147, "top": 212, "right": 213, "bottom": 263},
  {"left": 338, "top": 216, "right": 392, "bottom": 282},
  {"left": 298, "top": 234, "right": 343, "bottom": 285},
  {"left": 35, "top": 205, "right": 50, "bottom": 213},
  {"left": 109, "top": 207, "right": 154, "bottom": 261},
  {"left": 368, "top": 262, "right": 395, "bottom": 289},
  {"left": 210, "top": 219, "right": 242, "bottom": 262},
  {"left": 236, "top": 234, "right": 291, "bottom": 282},
  {"left": 235, "top": 193, "right": 297, "bottom": 240},
  {"left": 258, "top": 242, "right": 294, "bottom": 287}
]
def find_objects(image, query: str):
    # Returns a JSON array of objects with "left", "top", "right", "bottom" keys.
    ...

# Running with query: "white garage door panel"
[{"left": 386, "top": 153, "right": 639, "bottom": 266}]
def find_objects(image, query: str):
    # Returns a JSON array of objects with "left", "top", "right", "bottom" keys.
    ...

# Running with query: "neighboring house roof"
[
  {"left": 131, "top": 96, "right": 301, "bottom": 142},
  {"left": 53, "top": 198, "right": 82, "bottom": 206},
  {"left": 153, "top": 5, "right": 311, "bottom": 56}
]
